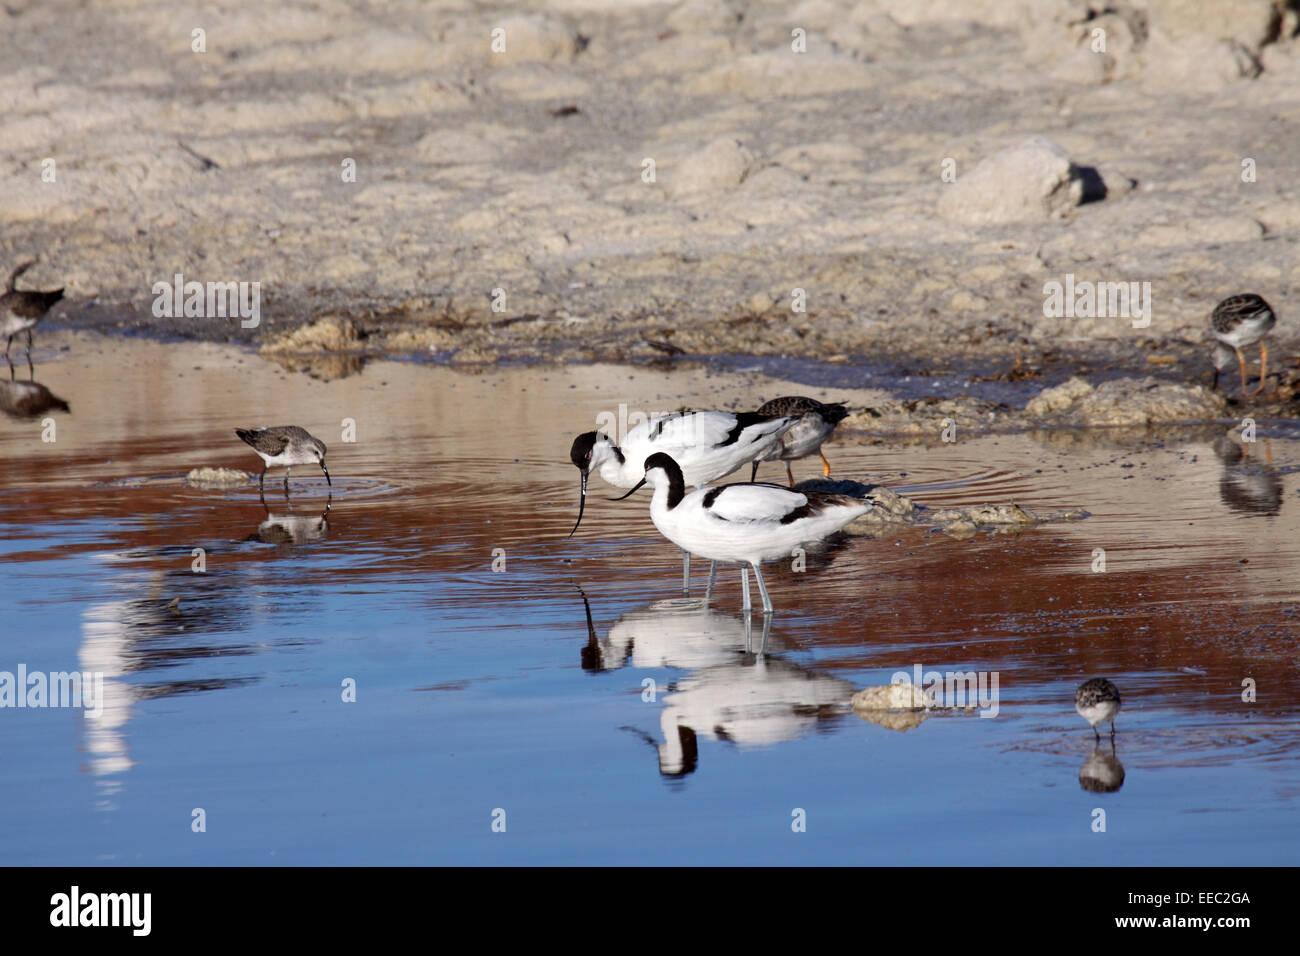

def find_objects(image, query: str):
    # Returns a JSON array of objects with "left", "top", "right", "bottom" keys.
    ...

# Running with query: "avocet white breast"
[{"left": 641, "top": 452, "right": 871, "bottom": 614}]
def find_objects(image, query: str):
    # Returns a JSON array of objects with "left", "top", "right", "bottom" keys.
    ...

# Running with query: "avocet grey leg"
[{"left": 751, "top": 563, "right": 774, "bottom": 615}]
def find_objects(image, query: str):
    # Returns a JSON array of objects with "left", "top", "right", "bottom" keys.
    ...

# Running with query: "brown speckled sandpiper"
[
  {"left": 1211, "top": 294, "right": 1277, "bottom": 396},
  {"left": 750, "top": 396, "right": 850, "bottom": 487}
]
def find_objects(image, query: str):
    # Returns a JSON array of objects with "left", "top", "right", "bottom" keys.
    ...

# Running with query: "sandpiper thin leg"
[
  {"left": 740, "top": 566, "right": 751, "bottom": 612},
  {"left": 25, "top": 328, "right": 33, "bottom": 356},
  {"left": 820, "top": 450, "right": 831, "bottom": 477},
  {"left": 1252, "top": 342, "right": 1269, "bottom": 396},
  {"left": 258, "top": 467, "right": 267, "bottom": 492},
  {"left": 750, "top": 461, "right": 759, "bottom": 482},
  {"left": 681, "top": 549, "right": 690, "bottom": 592},
  {"left": 751, "top": 563, "right": 774, "bottom": 615},
  {"left": 1235, "top": 346, "right": 1248, "bottom": 395},
  {"left": 785, "top": 462, "right": 794, "bottom": 487},
  {"left": 4, "top": 334, "right": 11, "bottom": 359},
  {"left": 283, "top": 466, "right": 292, "bottom": 495},
  {"left": 704, "top": 560, "right": 717, "bottom": 603}
]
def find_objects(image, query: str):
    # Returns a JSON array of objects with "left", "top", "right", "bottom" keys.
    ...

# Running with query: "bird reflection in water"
[
  {"left": 0, "top": 376, "right": 69, "bottom": 418},
  {"left": 80, "top": 558, "right": 261, "bottom": 809},
  {"left": 578, "top": 592, "right": 855, "bottom": 777},
  {"left": 1213, "top": 434, "right": 1282, "bottom": 518},
  {"left": 249, "top": 491, "right": 332, "bottom": 546},
  {"left": 1078, "top": 741, "right": 1126, "bottom": 794}
]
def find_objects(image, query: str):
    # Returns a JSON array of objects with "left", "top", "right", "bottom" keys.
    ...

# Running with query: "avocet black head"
[{"left": 569, "top": 431, "right": 608, "bottom": 537}]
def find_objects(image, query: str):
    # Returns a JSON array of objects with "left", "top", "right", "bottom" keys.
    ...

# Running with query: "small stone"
[
  {"left": 937, "top": 136, "right": 1085, "bottom": 225},
  {"left": 665, "top": 137, "right": 757, "bottom": 199}
]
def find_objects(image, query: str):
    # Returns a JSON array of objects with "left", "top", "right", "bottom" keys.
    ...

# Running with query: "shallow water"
[{"left": 2, "top": 333, "right": 1298, "bottom": 865}]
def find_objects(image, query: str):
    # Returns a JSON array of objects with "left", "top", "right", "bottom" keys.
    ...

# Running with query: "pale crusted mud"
[{"left": 2, "top": 0, "right": 1298, "bottom": 411}]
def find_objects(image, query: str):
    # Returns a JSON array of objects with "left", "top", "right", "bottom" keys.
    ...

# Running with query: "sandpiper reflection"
[
  {"left": 249, "top": 492, "right": 331, "bottom": 546},
  {"left": 1078, "top": 741, "right": 1126, "bottom": 793},
  {"left": 1213, "top": 434, "right": 1282, "bottom": 518},
  {"left": 0, "top": 376, "right": 69, "bottom": 418}
]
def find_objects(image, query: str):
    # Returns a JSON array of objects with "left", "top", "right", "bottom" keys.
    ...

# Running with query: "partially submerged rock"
[
  {"left": 1025, "top": 375, "right": 1228, "bottom": 425},
  {"left": 261, "top": 317, "right": 360, "bottom": 354},
  {"left": 186, "top": 467, "right": 250, "bottom": 489},
  {"left": 929, "top": 502, "right": 1089, "bottom": 538},
  {"left": 852, "top": 682, "right": 936, "bottom": 711},
  {"left": 850, "top": 682, "right": 934, "bottom": 732},
  {"left": 792, "top": 475, "right": 1085, "bottom": 539}
]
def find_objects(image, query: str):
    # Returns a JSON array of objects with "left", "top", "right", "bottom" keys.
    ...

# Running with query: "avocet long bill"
[
  {"left": 235, "top": 425, "right": 330, "bottom": 494},
  {"left": 641, "top": 452, "right": 871, "bottom": 614},
  {"left": 1210, "top": 293, "right": 1277, "bottom": 396},
  {"left": 749, "top": 396, "right": 850, "bottom": 486},
  {"left": 1075, "top": 677, "right": 1121, "bottom": 741}
]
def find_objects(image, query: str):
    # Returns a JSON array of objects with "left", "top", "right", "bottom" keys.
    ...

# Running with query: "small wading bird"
[
  {"left": 749, "top": 396, "right": 850, "bottom": 486},
  {"left": 1075, "top": 677, "right": 1121, "bottom": 742},
  {"left": 235, "top": 426, "right": 330, "bottom": 494},
  {"left": 569, "top": 410, "right": 797, "bottom": 589},
  {"left": 1, "top": 261, "right": 64, "bottom": 365},
  {"left": 1210, "top": 294, "right": 1277, "bottom": 396},
  {"left": 641, "top": 452, "right": 872, "bottom": 614}
]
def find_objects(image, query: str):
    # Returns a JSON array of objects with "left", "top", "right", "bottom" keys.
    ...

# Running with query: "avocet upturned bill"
[
  {"left": 641, "top": 452, "right": 872, "bottom": 614},
  {"left": 1210, "top": 293, "right": 1277, "bottom": 396},
  {"left": 749, "top": 396, "right": 850, "bottom": 486},
  {"left": 235, "top": 425, "right": 331, "bottom": 494},
  {"left": 569, "top": 409, "right": 797, "bottom": 575},
  {"left": 1074, "top": 677, "right": 1121, "bottom": 741}
]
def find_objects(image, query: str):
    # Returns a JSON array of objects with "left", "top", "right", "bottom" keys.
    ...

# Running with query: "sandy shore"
[{"left": 2, "top": 0, "right": 1299, "bottom": 398}]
